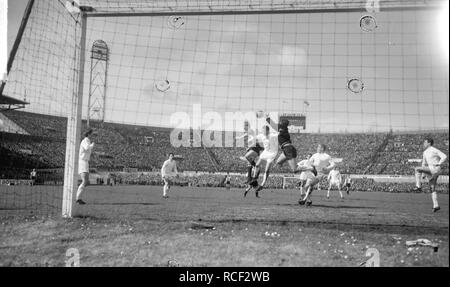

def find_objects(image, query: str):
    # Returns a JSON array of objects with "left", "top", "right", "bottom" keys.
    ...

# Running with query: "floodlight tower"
[{"left": 87, "top": 40, "right": 109, "bottom": 127}]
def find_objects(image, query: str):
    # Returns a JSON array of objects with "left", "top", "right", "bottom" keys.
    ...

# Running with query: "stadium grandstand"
[{"left": 1, "top": 110, "right": 448, "bottom": 178}]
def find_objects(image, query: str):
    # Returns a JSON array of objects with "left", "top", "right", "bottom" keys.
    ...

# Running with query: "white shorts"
[
  {"left": 78, "top": 160, "right": 89, "bottom": 174},
  {"left": 424, "top": 166, "right": 442, "bottom": 181},
  {"left": 162, "top": 175, "right": 175, "bottom": 184},
  {"left": 330, "top": 180, "right": 341, "bottom": 187},
  {"left": 259, "top": 150, "right": 277, "bottom": 163}
]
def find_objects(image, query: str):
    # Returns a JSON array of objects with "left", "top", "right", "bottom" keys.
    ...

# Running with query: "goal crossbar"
[{"left": 79, "top": 0, "right": 443, "bottom": 18}]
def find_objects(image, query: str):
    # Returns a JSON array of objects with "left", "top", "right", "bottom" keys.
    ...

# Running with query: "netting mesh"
[
  {"left": 84, "top": 5, "right": 448, "bottom": 131},
  {"left": 3, "top": 0, "right": 448, "bottom": 132}
]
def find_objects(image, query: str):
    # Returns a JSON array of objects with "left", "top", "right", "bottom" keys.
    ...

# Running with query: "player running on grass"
[
  {"left": 412, "top": 137, "right": 447, "bottom": 212},
  {"left": 161, "top": 153, "right": 178, "bottom": 198}
]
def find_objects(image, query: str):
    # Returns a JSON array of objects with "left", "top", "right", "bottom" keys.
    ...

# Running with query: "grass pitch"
[{"left": 0, "top": 186, "right": 448, "bottom": 266}]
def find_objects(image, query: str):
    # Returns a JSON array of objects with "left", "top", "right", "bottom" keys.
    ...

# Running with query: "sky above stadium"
[{"left": 5, "top": 0, "right": 449, "bottom": 133}]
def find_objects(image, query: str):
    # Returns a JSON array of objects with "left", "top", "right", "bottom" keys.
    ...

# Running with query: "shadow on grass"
[{"left": 305, "top": 204, "right": 376, "bottom": 209}]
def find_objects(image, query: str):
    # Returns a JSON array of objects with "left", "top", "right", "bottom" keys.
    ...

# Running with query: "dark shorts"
[
  {"left": 298, "top": 180, "right": 307, "bottom": 188},
  {"left": 281, "top": 145, "right": 297, "bottom": 160},
  {"left": 345, "top": 183, "right": 351, "bottom": 188},
  {"left": 249, "top": 179, "right": 259, "bottom": 188},
  {"left": 31, "top": 176, "right": 36, "bottom": 180},
  {"left": 247, "top": 146, "right": 263, "bottom": 155},
  {"left": 312, "top": 166, "right": 318, "bottom": 176}
]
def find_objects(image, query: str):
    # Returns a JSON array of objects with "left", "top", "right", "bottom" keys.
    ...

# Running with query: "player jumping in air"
[
  {"left": 76, "top": 129, "right": 95, "bottom": 205},
  {"left": 327, "top": 167, "right": 344, "bottom": 199},
  {"left": 299, "top": 143, "right": 335, "bottom": 206},
  {"left": 412, "top": 138, "right": 447, "bottom": 212},
  {"left": 252, "top": 115, "right": 315, "bottom": 195},
  {"left": 161, "top": 153, "right": 178, "bottom": 198}
]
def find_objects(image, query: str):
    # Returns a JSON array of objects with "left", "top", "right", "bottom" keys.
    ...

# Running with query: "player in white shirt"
[
  {"left": 299, "top": 143, "right": 335, "bottom": 206},
  {"left": 413, "top": 138, "right": 447, "bottom": 212},
  {"left": 76, "top": 129, "right": 95, "bottom": 205},
  {"left": 327, "top": 167, "right": 343, "bottom": 199},
  {"left": 161, "top": 153, "right": 178, "bottom": 198},
  {"left": 248, "top": 125, "right": 279, "bottom": 197},
  {"left": 297, "top": 154, "right": 314, "bottom": 197}
]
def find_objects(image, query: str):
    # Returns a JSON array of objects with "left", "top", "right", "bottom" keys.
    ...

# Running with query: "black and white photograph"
[{"left": 0, "top": 0, "right": 448, "bottom": 270}]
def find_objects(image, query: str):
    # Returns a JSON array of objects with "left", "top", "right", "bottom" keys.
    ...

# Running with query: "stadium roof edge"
[{"left": 0, "top": 94, "right": 29, "bottom": 111}]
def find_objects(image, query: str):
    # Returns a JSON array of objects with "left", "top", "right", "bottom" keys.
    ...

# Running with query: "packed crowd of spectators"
[
  {"left": 0, "top": 111, "right": 448, "bottom": 182},
  {"left": 0, "top": 132, "right": 65, "bottom": 171},
  {"left": 3, "top": 110, "right": 67, "bottom": 139},
  {"left": 367, "top": 132, "right": 449, "bottom": 175}
]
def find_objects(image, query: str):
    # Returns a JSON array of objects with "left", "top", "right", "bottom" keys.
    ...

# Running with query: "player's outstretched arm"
[
  {"left": 326, "top": 160, "right": 336, "bottom": 172},
  {"left": 265, "top": 116, "right": 279, "bottom": 131}
]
